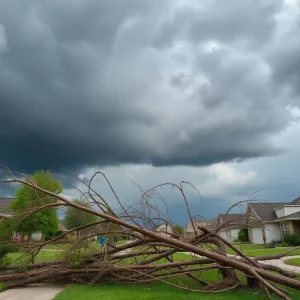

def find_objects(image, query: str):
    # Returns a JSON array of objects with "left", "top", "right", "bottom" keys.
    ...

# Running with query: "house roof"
[
  {"left": 218, "top": 213, "right": 247, "bottom": 229},
  {"left": 58, "top": 219, "right": 67, "bottom": 231},
  {"left": 186, "top": 220, "right": 212, "bottom": 233},
  {"left": 249, "top": 202, "right": 286, "bottom": 222},
  {"left": 207, "top": 218, "right": 218, "bottom": 230},
  {"left": 276, "top": 211, "right": 300, "bottom": 220},
  {"left": 290, "top": 197, "right": 300, "bottom": 205},
  {"left": 0, "top": 198, "right": 15, "bottom": 214}
]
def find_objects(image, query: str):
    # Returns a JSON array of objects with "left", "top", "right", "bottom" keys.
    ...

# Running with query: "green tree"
[
  {"left": 10, "top": 170, "right": 62, "bottom": 240},
  {"left": 64, "top": 199, "right": 98, "bottom": 230},
  {"left": 174, "top": 225, "right": 184, "bottom": 236}
]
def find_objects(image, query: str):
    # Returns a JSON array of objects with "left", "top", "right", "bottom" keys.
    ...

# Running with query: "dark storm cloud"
[
  {"left": 153, "top": 0, "right": 283, "bottom": 48},
  {"left": 0, "top": 0, "right": 297, "bottom": 173},
  {"left": 266, "top": 29, "right": 300, "bottom": 100}
]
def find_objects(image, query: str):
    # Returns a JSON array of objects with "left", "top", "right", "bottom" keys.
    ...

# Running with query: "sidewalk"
[
  {"left": 258, "top": 255, "right": 300, "bottom": 274},
  {"left": 0, "top": 284, "right": 63, "bottom": 300}
]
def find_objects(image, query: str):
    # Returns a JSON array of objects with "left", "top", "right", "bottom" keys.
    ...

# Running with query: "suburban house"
[
  {"left": 185, "top": 219, "right": 217, "bottom": 238},
  {"left": 156, "top": 223, "right": 173, "bottom": 238},
  {"left": 247, "top": 198, "right": 300, "bottom": 244},
  {"left": 0, "top": 197, "right": 14, "bottom": 219},
  {"left": 217, "top": 214, "right": 247, "bottom": 243},
  {"left": 0, "top": 198, "right": 23, "bottom": 240}
]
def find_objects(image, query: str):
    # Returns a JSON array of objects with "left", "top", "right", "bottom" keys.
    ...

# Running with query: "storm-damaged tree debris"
[{"left": 0, "top": 166, "right": 300, "bottom": 299}]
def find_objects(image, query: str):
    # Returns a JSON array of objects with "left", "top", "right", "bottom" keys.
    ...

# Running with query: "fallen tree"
[{"left": 0, "top": 166, "right": 299, "bottom": 299}]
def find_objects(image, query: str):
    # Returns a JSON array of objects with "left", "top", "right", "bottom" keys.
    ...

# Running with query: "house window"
[{"left": 281, "top": 222, "right": 289, "bottom": 236}]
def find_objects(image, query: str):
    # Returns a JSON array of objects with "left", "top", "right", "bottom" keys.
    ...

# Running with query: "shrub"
[
  {"left": 44, "top": 230, "right": 63, "bottom": 241},
  {"left": 237, "top": 228, "right": 249, "bottom": 243},
  {"left": 264, "top": 240, "right": 277, "bottom": 248},
  {"left": 278, "top": 241, "right": 289, "bottom": 247},
  {"left": 55, "top": 230, "right": 63, "bottom": 237},
  {"left": 283, "top": 233, "right": 300, "bottom": 246},
  {"left": 0, "top": 218, "right": 19, "bottom": 263}
]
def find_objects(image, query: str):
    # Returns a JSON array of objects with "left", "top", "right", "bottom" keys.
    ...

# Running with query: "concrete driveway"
[{"left": 0, "top": 285, "right": 64, "bottom": 300}]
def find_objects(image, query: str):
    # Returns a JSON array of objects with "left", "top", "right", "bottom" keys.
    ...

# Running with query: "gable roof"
[
  {"left": 277, "top": 211, "right": 300, "bottom": 220},
  {"left": 156, "top": 223, "right": 173, "bottom": 230},
  {"left": 58, "top": 219, "right": 67, "bottom": 231},
  {"left": 186, "top": 221, "right": 211, "bottom": 233},
  {"left": 290, "top": 197, "right": 300, "bottom": 205},
  {"left": 249, "top": 202, "right": 286, "bottom": 222},
  {"left": 0, "top": 198, "right": 15, "bottom": 215},
  {"left": 218, "top": 213, "right": 247, "bottom": 229}
]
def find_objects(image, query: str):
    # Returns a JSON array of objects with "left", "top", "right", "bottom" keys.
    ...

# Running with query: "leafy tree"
[
  {"left": 10, "top": 170, "right": 62, "bottom": 240},
  {"left": 174, "top": 225, "right": 184, "bottom": 236},
  {"left": 64, "top": 199, "right": 98, "bottom": 230}
]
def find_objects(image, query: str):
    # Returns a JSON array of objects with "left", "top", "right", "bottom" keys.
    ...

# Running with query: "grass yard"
[
  {"left": 53, "top": 283, "right": 263, "bottom": 300},
  {"left": 54, "top": 271, "right": 300, "bottom": 300},
  {"left": 53, "top": 249, "right": 300, "bottom": 300},
  {"left": 3, "top": 245, "right": 300, "bottom": 299},
  {"left": 284, "top": 258, "right": 300, "bottom": 267},
  {"left": 227, "top": 247, "right": 300, "bottom": 257},
  {"left": 6, "top": 249, "right": 60, "bottom": 263},
  {"left": 230, "top": 243, "right": 267, "bottom": 250}
]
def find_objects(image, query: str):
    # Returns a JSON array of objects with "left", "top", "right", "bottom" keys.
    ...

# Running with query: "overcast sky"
[{"left": 1, "top": 0, "right": 300, "bottom": 225}]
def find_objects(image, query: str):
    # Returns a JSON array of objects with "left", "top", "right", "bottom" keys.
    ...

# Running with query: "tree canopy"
[
  {"left": 10, "top": 170, "right": 62, "bottom": 238},
  {"left": 64, "top": 199, "right": 98, "bottom": 230},
  {"left": 174, "top": 225, "right": 184, "bottom": 236}
]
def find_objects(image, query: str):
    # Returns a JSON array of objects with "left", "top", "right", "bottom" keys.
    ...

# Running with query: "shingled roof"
[
  {"left": 186, "top": 221, "right": 212, "bottom": 233},
  {"left": 218, "top": 213, "right": 247, "bottom": 229},
  {"left": 290, "top": 197, "right": 300, "bottom": 205},
  {"left": 276, "top": 211, "right": 300, "bottom": 220},
  {"left": 249, "top": 202, "right": 286, "bottom": 222},
  {"left": 0, "top": 198, "right": 15, "bottom": 216}
]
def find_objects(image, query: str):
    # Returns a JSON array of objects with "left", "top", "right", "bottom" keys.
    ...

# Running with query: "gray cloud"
[
  {"left": 0, "top": 0, "right": 298, "bottom": 175},
  {"left": 153, "top": 0, "right": 283, "bottom": 48}
]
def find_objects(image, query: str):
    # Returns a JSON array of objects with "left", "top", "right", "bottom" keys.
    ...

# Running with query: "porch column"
[{"left": 289, "top": 221, "right": 294, "bottom": 234}]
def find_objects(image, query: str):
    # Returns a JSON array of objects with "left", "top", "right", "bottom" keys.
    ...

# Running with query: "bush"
[
  {"left": 0, "top": 245, "right": 18, "bottom": 261},
  {"left": 278, "top": 241, "right": 289, "bottom": 247},
  {"left": 55, "top": 230, "right": 63, "bottom": 237},
  {"left": 237, "top": 229, "right": 249, "bottom": 243},
  {"left": 283, "top": 233, "right": 300, "bottom": 246},
  {"left": 264, "top": 240, "right": 277, "bottom": 248},
  {"left": 44, "top": 230, "right": 63, "bottom": 241},
  {"left": 0, "top": 218, "right": 19, "bottom": 263}
]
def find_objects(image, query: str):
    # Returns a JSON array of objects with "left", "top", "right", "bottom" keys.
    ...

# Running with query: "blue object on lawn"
[{"left": 99, "top": 236, "right": 106, "bottom": 246}]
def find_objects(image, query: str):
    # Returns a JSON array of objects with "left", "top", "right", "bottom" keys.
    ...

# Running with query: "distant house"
[
  {"left": 0, "top": 198, "right": 15, "bottom": 219},
  {"left": 0, "top": 198, "right": 23, "bottom": 240},
  {"left": 217, "top": 214, "right": 247, "bottom": 243},
  {"left": 58, "top": 219, "right": 67, "bottom": 232},
  {"left": 156, "top": 223, "right": 173, "bottom": 238},
  {"left": 247, "top": 198, "right": 300, "bottom": 244},
  {"left": 58, "top": 219, "right": 107, "bottom": 241},
  {"left": 185, "top": 220, "right": 216, "bottom": 238}
]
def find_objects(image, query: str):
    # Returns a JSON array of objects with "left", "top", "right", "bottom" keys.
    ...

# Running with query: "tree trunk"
[{"left": 201, "top": 237, "right": 241, "bottom": 290}]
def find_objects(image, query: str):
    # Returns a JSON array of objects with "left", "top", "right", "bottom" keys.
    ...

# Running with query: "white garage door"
[{"left": 252, "top": 227, "right": 264, "bottom": 244}]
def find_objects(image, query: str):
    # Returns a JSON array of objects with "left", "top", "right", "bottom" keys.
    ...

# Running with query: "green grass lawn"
[
  {"left": 284, "top": 258, "right": 300, "bottom": 267},
  {"left": 230, "top": 243, "right": 267, "bottom": 250},
  {"left": 54, "top": 249, "right": 300, "bottom": 300},
  {"left": 6, "top": 249, "right": 60, "bottom": 263},
  {"left": 4, "top": 245, "right": 300, "bottom": 299},
  {"left": 54, "top": 270, "right": 300, "bottom": 300},
  {"left": 227, "top": 247, "right": 300, "bottom": 257},
  {"left": 53, "top": 283, "right": 264, "bottom": 300},
  {"left": 42, "top": 243, "right": 73, "bottom": 250}
]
